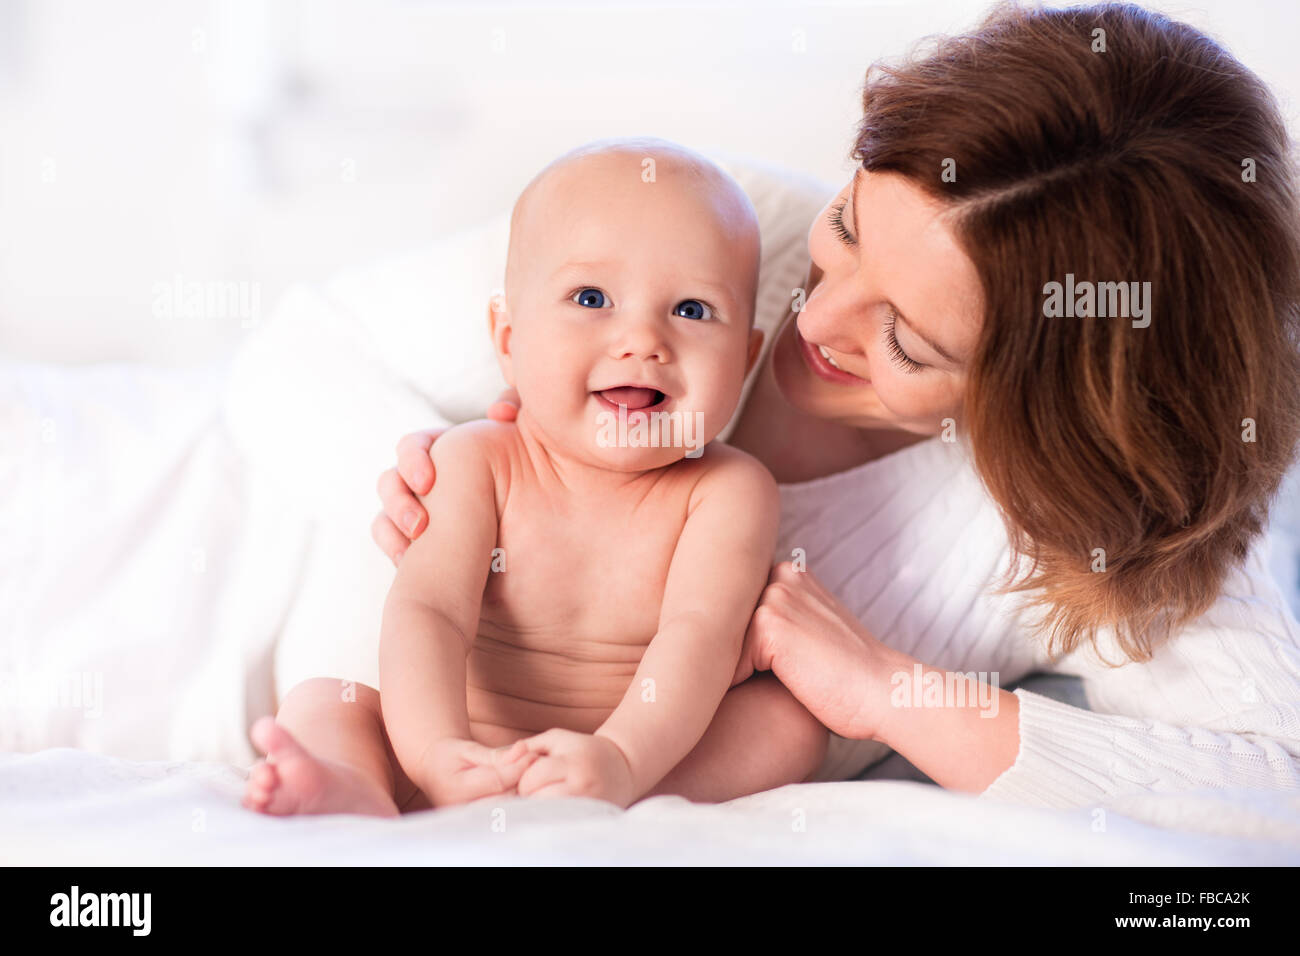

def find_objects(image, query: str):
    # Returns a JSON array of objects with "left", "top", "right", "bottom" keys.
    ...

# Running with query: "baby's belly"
[{"left": 464, "top": 635, "right": 643, "bottom": 745}]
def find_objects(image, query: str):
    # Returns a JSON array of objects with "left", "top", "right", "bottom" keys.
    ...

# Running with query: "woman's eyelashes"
[
  {"left": 824, "top": 200, "right": 920, "bottom": 374},
  {"left": 820, "top": 202, "right": 924, "bottom": 373},
  {"left": 570, "top": 288, "right": 716, "bottom": 321},
  {"left": 828, "top": 198, "right": 856, "bottom": 246},
  {"left": 882, "top": 310, "right": 925, "bottom": 373}
]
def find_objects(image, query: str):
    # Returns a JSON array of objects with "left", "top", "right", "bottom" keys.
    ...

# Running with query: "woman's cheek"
[
  {"left": 865, "top": 368, "right": 905, "bottom": 418},
  {"left": 867, "top": 362, "right": 943, "bottom": 429}
]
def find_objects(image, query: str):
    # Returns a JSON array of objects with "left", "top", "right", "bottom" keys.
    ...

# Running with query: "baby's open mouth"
[{"left": 594, "top": 386, "right": 668, "bottom": 411}]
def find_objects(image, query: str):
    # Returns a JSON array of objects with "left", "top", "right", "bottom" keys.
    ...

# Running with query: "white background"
[{"left": 2, "top": 0, "right": 1297, "bottom": 366}]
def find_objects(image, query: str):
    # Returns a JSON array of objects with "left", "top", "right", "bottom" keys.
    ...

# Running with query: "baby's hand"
[
  {"left": 419, "top": 737, "right": 536, "bottom": 808},
  {"left": 516, "top": 729, "right": 637, "bottom": 808}
]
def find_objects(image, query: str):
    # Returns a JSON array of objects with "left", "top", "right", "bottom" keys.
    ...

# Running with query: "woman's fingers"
[
  {"left": 732, "top": 613, "right": 763, "bottom": 686},
  {"left": 375, "top": 427, "right": 445, "bottom": 562},
  {"left": 381, "top": 416, "right": 513, "bottom": 565},
  {"left": 395, "top": 428, "right": 444, "bottom": 496},
  {"left": 731, "top": 652, "right": 754, "bottom": 687},
  {"left": 732, "top": 564, "right": 787, "bottom": 685},
  {"left": 371, "top": 511, "right": 411, "bottom": 567},
  {"left": 486, "top": 387, "right": 521, "bottom": 423},
  {"left": 377, "top": 466, "right": 426, "bottom": 544}
]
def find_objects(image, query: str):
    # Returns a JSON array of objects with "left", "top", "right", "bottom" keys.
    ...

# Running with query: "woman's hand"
[
  {"left": 735, "top": 561, "right": 1022, "bottom": 791},
  {"left": 371, "top": 387, "right": 521, "bottom": 565},
  {"left": 732, "top": 561, "right": 910, "bottom": 742}
]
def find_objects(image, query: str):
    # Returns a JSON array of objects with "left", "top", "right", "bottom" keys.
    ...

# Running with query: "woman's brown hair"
[{"left": 854, "top": 1, "right": 1300, "bottom": 662}]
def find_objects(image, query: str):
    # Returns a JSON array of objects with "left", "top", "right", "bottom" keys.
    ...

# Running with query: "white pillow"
[{"left": 221, "top": 154, "right": 837, "bottom": 698}]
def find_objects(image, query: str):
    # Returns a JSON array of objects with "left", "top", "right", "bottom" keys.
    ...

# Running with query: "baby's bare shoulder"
[
  {"left": 425, "top": 420, "right": 520, "bottom": 502},
  {"left": 664, "top": 442, "right": 780, "bottom": 559},
  {"left": 683, "top": 441, "right": 779, "bottom": 509},
  {"left": 429, "top": 419, "right": 517, "bottom": 464}
]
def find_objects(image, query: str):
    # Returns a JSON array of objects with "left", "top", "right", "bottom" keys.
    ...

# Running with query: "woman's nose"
[
  {"left": 806, "top": 258, "right": 825, "bottom": 292},
  {"left": 798, "top": 274, "right": 861, "bottom": 351}
]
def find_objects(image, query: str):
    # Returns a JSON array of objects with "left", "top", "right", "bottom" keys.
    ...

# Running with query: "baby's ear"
[
  {"left": 745, "top": 327, "right": 765, "bottom": 376},
  {"left": 487, "top": 292, "right": 515, "bottom": 385}
]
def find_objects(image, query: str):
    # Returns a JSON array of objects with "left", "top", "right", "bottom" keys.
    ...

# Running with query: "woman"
[{"left": 373, "top": 2, "right": 1300, "bottom": 806}]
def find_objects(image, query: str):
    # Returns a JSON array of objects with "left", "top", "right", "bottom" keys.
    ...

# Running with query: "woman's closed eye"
[
  {"left": 828, "top": 198, "right": 856, "bottom": 246},
  {"left": 882, "top": 309, "right": 925, "bottom": 373}
]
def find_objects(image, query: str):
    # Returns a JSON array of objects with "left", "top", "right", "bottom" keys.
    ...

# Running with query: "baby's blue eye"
[
  {"left": 574, "top": 288, "right": 608, "bottom": 308},
  {"left": 675, "top": 299, "right": 713, "bottom": 321}
]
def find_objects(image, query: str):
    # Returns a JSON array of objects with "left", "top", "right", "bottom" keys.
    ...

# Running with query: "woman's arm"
[
  {"left": 874, "top": 657, "right": 1021, "bottom": 793},
  {"left": 738, "top": 558, "right": 1300, "bottom": 805},
  {"left": 980, "top": 685, "right": 1300, "bottom": 806},
  {"left": 981, "top": 548, "right": 1300, "bottom": 805},
  {"left": 732, "top": 561, "right": 1019, "bottom": 792}
]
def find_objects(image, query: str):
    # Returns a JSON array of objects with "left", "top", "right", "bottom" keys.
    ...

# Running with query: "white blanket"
[
  {"left": 3, "top": 150, "right": 1299, "bottom": 863},
  {"left": 10, "top": 362, "right": 1300, "bottom": 864},
  {"left": 5, "top": 344, "right": 1300, "bottom": 865},
  {"left": 0, "top": 358, "right": 307, "bottom": 762},
  {"left": 3, "top": 747, "right": 1297, "bottom": 865}
]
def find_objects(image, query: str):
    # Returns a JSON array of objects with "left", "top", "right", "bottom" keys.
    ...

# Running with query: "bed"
[
  {"left": 5, "top": 745, "right": 1299, "bottom": 865},
  {"left": 3, "top": 156, "right": 1299, "bottom": 865}
]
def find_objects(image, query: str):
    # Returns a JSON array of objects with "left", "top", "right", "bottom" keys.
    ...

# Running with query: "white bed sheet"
[
  {"left": 3, "top": 357, "right": 1300, "bottom": 865},
  {"left": 3, "top": 747, "right": 1297, "bottom": 865},
  {"left": 2, "top": 271, "right": 1298, "bottom": 863},
  {"left": 0, "top": 358, "right": 309, "bottom": 763}
]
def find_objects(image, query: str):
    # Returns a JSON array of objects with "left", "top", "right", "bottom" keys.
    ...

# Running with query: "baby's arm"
[
  {"left": 519, "top": 447, "right": 780, "bottom": 805},
  {"left": 378, "top": 423, "right": 521, "bottom": 806}
]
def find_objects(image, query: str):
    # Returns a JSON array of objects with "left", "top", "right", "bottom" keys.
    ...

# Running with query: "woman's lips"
[{"left": 796, "top": 327, "right": 871, "bottom": 385}]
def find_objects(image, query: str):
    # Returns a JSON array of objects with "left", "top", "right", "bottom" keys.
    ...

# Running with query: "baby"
[{"left": 242, "top": 137, "right": 823, "bottom": 815}]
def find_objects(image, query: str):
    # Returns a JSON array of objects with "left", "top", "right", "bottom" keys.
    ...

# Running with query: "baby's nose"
[{"left": 610, "top": 316, "right": 672, "bottom": 363}]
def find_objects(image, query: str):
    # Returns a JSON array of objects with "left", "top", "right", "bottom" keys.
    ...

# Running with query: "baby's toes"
[
  {"left": 242, "top": 761, "right": 280, "bottom": 812},
  {"left": 249, "top": 714, "right": 293, "bottom": 758}
]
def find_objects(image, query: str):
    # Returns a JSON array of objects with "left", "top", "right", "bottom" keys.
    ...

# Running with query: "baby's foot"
[{"left": 241, "top": 716, "right": 400, "bottom": 818}]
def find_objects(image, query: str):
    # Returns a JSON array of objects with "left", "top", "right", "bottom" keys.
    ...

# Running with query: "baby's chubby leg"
[
  {"left": 242, "top": 677, "right": 416, "bottom": 817},
  {"left": 646, "top": 673, "right": 830, "bottom": 803},
  {"left": 244, "top": 678, "right": 538, "bottom": 816}
]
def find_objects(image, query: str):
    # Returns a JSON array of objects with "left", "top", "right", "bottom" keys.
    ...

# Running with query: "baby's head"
[{"left": 489, "top": 137, "right": 763, "bottom": 470}]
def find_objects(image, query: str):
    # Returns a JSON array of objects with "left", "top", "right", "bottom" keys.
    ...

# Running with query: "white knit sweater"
[{"left": 775, "top": 435, "right": 1300, "bottom": 807}]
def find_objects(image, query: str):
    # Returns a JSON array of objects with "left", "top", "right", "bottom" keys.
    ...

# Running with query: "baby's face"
[{"left": 494, "top": 153, "right": 761, "bottom": 470}]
